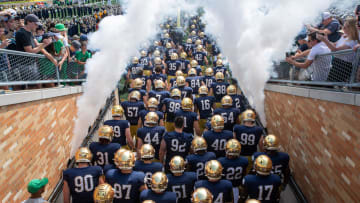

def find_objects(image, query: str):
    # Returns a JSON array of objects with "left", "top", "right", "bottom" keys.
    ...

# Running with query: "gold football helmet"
[
  {"left": 205, "top": 160, "right": 223, "bottom": 181},
  {"left": 191, "top": 187, "right": 213, "bottom": 203},
  {"left": 188, "top": 68, "right": 197, "bottom": 76},
  {"left": 221, "top": 95, "right": 233, "bottom": 107},
  {"left": 151, "top": 172, "right": 168, "bottom": 193},
  {"left": 154, "top": 57, "right": 162, "bottom": 65},
  {"left": 147, "top": 97, "right": 159, "bottom": 109},
  {"left": 263, "top": 134, "right": 279, "bottom": 151},
  {"left": 205, "top": 68, "right": 214, "bottom": 76},
  {"left": 242, "top": 109, "right": 256, "bottom": 122},
  {"left": 196, "top": 45, "right": 203, "bottom": 52},
  {"left": 198, "top": 86, "right": 208, "bottom": 95},
  {"left": 191, "top": 136, "right": 207, "bottom": 152},
  {"left": 140, "top": 144, "right": 155, "bottom": 160},
  {"left": 180, "top": 52, "right": 187, "bottom": 59},
  {"left": 154, "top": 50, "right": 161, "bottom": 57},
  {"left": 217, "top": 53, "right": 222, "bottom": 59},
  {"left": 211, "top": 115, "right": 224, "bottom": 130},
  {"left": 254, "top": 155, "right": 272, "bottom": 175},
  {"left": 154, "top": 80, "right": 165, "bottom": 90},
  {"left": 142, "top": 201, "right": 155, "bottom": 203},
  {"left": 191, "top": 24, "right": 196, "bottom": 29},
  {"left": 176, "top": 70, "right": 184, "bottom": 77},
  {"left": 93, "top": 183, "right": 114, "bottom": 203},
  {"left": 227, "top": 85, "right": 237, "bottom": 95},
  {"left": 75, "top": 147, "right": 92, "bottom": 163},
  {"left": 129, "top": 90, "right": 141, "bottom": 101},
  {"left": 99, "top": 125, "right": 114, "bottom": 141},
  {"left": 133, "top": 78, "right": 143, "bottom": 89},
  {"left": 225, "top": 139, "right": 241, "bottom": 156},
  {"left": 216, "top": 59, "right": 223, "bottom": 67},
  {"left": 154, "top": 41, "right": 159, "bottom": 46},
  {"left": 171, "top": 52, "right": 178, "bottom": 60},
  {"left": 195, "top": 39, "right": 202, "bottom": 46},
  {"left": 112, "top": 105, "right": 124, "bottom": 117},
  {"left": 190, "top": 60, "right": 198, "bottom": 68},
  {"left": 169, "top": 156, "right": 186, "bottom": 174},
  {"left": 132, "top": 56, "right": 139, "bottom": 64},
  {"left": 215, "top": 72, "right": 224, "bottom": 81},
  {"left": 144, "top": 112, "right": 159, "bottom": 127},
  {"left": 181, "top": 97, "right": 193, "bottom": 111},
  {"left": 164, "top": 33, "right": 170, "bottom": 38},
  {"left": 140, "top": 50, "right": 147, "bottom": 57},
  {"left": 245, "top": 200, "right": 261, "bottom": 203},
  {"left": 171, "top": 88, "right": 181, "bottom": 98},
  {"left": 166, "top": 42, "right": 172, "bottom": 49},
  {"left": 114, "top": 149, "right": 135, "bottom": 170},
  {"left": 191, "top": 30, "right": 196, "bottom": 36},
  {"left": 199, "top": 32, "right": 205, "bottom": 38},
  {"left": 186, "top": 38, "right": 192, "bottom": 44},
  {"left": 176, "top": 76, "right": 186, "bottom": 87}
]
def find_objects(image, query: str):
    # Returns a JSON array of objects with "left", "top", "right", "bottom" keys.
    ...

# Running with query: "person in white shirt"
[
  {"left": 286, "top": 32, "right": 331, "bottom": 81},
  {"left": 21, "top": 178, "right": 48, "bottom": 203}
]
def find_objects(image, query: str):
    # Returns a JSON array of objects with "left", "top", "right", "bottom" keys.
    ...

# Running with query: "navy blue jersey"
[
  {"left": 163, "top": 131, "right": 193, "bottom": 164},
  {"left": 212, "top": 44, "right": 220, "bottom": 56},
  {"left": 243, "top": 174, "right": 281, "bottom": 203},
  {"left": 148, "top": 90, "right": 170, "bottom": 109},
  {"left": 162, "top": 98, "right": 181, "bottom": 122},
  {"left": 140, "top": 56, "right": 151, "bottom": 67},
  {"left": 104, "top": 164, "right": 116, "bottom": 173},
  {"left": 127, "top": 64, "right": 144, "bottom": 79},
  {"left": 211, "top": 82, "right": 230, "bottom": 102},
  {"left": 167, "top": 172, "right": 197, "bottom": 203},
  {"left": 121, "top": 101, "right": 145, "bottom": 125},
  {"left": 105, "top": 170, "right": 145, "bottom": 203},
  {"left": 179, "top": 59, "right": 190, "bottom": 73},
  {"left": 166, "top": 60, "right": 181, "bottom": 76},
  {"left": 63, "top": 166, "right": 103, "bottom": 203},
  {"left": 150, "top": 73, "right": 167, "bottom": 84},
  {"left": 202, "top": 76, "right": 215, "bottom": 89},
  {"left": 161, "top": 37, "right": 172, "bottom": 46},
  {"left": 213, "top": 66, "right": 227, "bottom": 75},
  {"left": 184, "top": 43, "right": 194, "bottom": 54},
  {"left": 137, "top": 126, "right": 166, "bottom": 160},
  {"left": 174, "top": 110, "right": 198, "bottom": 134},
  {"left": 213, "top": 107, "right": 240, "bottom": 131},
  {"left": 230, "top": 94, "right": 246, "bottom": 112},
  {"left": 186, "top": 152, "right": 216, "bottom": 180},
  {"left": 218, "top": 157, "right": 249, "bottom": 187},
  {"left": 193, "top": 52, "right": 207, "bottom": 66},
  {"left": 233, "top": 125, "right": 264, "bottom": 156},
  {"left": 177, "top": 86, "right": 193, "bottom": 99},
  {"left": 203, "top": 130, "right": 233, "bottom": 158},
  {"left": 140, "top": 189, "right": 177, "bottom": 203},
  {"left": 134, "top": 160, "right": 164, "bottom": 181},
  {"left": 253, "top": 152, "right": 290, "bottom": 180},
  {"left": 89, "top": 142, "right": 121, "bottom": 168},
  {"left": 139, "top": 110, "right": 164, "bottom": 125},
  {"left": 194, "top": 180, "right": 233, "bottom": 203},
  {"left": 186, "top": 76, "right": 203, "bottom": 94},
  {"left": 104, "top": 119, "right": 130, "bottom": 146},
  {"left": 128, "top": 88, "right": 147, "bottom": 100},
  {"left": 165, "top": 49, "right": 177, "bottom": 61},
  {"left": 169, "top": 78, "right": 177, "bottom": 88},
  {"left": 194, "top": 96, "right": 216, "bottom": 119},
  {"left": 195, "top": 66, "right": 203, "bottom": 76}
]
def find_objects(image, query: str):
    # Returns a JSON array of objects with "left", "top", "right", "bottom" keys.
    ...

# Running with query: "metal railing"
[
  {"left": 0, "top": 48, "right": 86, "bottom": 87},
  {"left": 270, "top": 49, "right": 360, "bottom": 90}
]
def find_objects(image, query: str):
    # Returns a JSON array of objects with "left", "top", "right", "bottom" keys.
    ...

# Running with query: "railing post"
[
  {"left": 349, "top": 49, "right": 360, "bottom": 84},
  {"left": 55, "top": 65, "right": 61, "bottom": 87}
]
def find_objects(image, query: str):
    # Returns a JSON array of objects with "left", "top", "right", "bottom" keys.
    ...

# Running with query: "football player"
[
  {"left": 89, "top": 125, "right": 121, "bottom": 168},
  {"left": 213, "top": 59, "right": 227, "bottom": 75},
  {"left": 165, "top": 42, "right": 177, "bottom": 63},
  {"left": 161, "top": 33, "right": 173, "bottom": 48},
  {"left": 193, "top": 45, "right": 208, "bottom": 70},
  {"left": 233, "top": 109, "right": 264, "bottom": 172},
  {"left": 162, "top": 88, "right": 182, "bottom": 132},
  {"left": 167, "top": 156, "right": 197, "bottom": 203},
  {"left": 148, "top": 80, "right": 170, "bottom": 109},
  {"left": 184, "top": 38, "right": 194, "bottom": 58},
  {"left": 210, "top": 72, "right": 229, "bottom": 108},
  {"left": 203, "top": 115, "right": 233, "bottom": 158},
  {"left": 213, "top": 96, "right": 241, "bottom": 131},
  {"left": 138, "top": 97, "right": 164, "bottom": 128},
  {"left": 134, "top": 144, "right": 164, "bottom": 182},
  {"left": 198, "top": 32, "right": 208, "bottom": 47},
  {"left": 179, "top": 52, "right": 191, "bottom": 74},
  {"left": 93, "top": 183, "right": 115, "bottom": 203},
  {"left": 63, "top": 147, "right": 104, "bottom": 203},
  {"left": 137, "top": 112, "right": 166, "bottom": 161},
  {"left": 194, "top": 86, "right": 216, "bottom": 135},
  {"left": 128, "top": 78, "right": 147, "bottom": 103},
  {"left": 227, "top": 85, "right": 246, "bottom": 112},
  {"left": 218, "top": 139, "right": 249, "bottom": 203},
  {"left": 202, "top": 68, "right": 216, "bottom": 89},
  {"left": 194, "top": 160, "right": 233, "bottom": 203},
  {"left": 186, "top": 136, "right": 216, "bottom": 180},
  {"left": 191, "top": 187, "right": 213, "bottom": 203},
  {"left": 159, "top": 117, "right": 193, "bottom": 172},
  {"left": 140, "top": 172, "right": 177, "bottom": 203},
  {"left": 171, "top": 76, "right": 193, "bottom": 99},
  {"left": 252, "top": 135, "right": 290, "bottom": 191},
  {"left": 104, "top": 105, "right": 133, "bottom": 147},
  {"left": 189, "top": 31, "right": 198, "bottom": 46},
  {"left": 165, "top": 52, "right": 181, "bottom": 84},
  {"left": 169, "top": 70, "right": 184, "bottom": 90},
  {"left": 127, "top": 56, "right": 144, "bottom": 83},
  {"left": 140, "top": 50, "right": 153, "bottom": 75},
  {"left": 105, "top": 149, "right": 146, "bottom": 203},
  {"left": 148, "top": 57, "right": 167, "bottom": 92},
  {"left": 190, "top": 60, "right": 203, "bottom": 76},
  {"left": 175, "top": 97, "right": 201, "bottom": 136},
  {"left": 121, "top": 90, "right": 146, "bottom": 147},
  {"left": 240, "top": 155, "right": 281, "bottom": 203},
  {"left": 186, "top": 68, "right": 204, "bottom": 97}
]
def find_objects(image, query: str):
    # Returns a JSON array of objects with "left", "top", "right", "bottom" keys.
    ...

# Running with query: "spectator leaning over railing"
[
  {"left": 307, "top": 12, "right": 341, "bottom": 43},
  {"left": 0, "top": 24, "right": 10, "bottom": 90},
  {"left": 74, "top": 41, "right": 91, "bottom": 79},
  {"left": 286, "top": 32, "right": 331, "bottom": 81},
  {"left": 317, "top": 18, "right": 360, "bottom": 82}
]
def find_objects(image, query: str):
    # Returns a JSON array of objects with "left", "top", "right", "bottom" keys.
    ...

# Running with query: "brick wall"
[
  {"left": 265, "top": 90, "right": 360, "bottom": 203},
  {"left": 0, "top": 94, "right": 80, "bottom": 202}
]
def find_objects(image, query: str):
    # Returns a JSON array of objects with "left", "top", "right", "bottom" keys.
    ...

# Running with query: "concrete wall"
[
  {"left": 0, "top": 87, "right": 83, "bottom": 202},
  {"left": 264, "top": 84, "right": 360, "bottom": 203}
]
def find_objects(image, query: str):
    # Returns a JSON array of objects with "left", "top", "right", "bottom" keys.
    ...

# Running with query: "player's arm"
[
  {"left": 125, "top": 127, "right": 134, "bottom": 150},
  {"left": 138, "top": 117, "right": 143, "bottom": 129},
  {"left": 136, "top": 138, "right": 143, "bottom": 159},
  {"left": 238, "top": 185, "right": 248, "bottom": 203},
  {"left": 139, "top": 183, "right": 147, "bottom": 192},
  {"left": 99, "top": 176, "right": 105, "bottom": 184},
  {"left": 142, "top": 94, "right": 148, "bottom": 105},
  {"left": 159, "top": 139, "right": 167, "bottom": 164},
  {"left": 63, "top": 180, "right": 71, "bottom": 203},
  {"left": 159, "top": 118, "right": 164, "bottom": 126},
  {"left": 204, "top": 55, "right": 208, "bottom": 65},
  {"left": 146, "top": 78, "right": 152, "bottom": 93},
  {"left": 194, "top": 120, "right": 201, "bottom": 136},
  {"left": 209, "top": 87, "right": 214, "bottom": 96},
  {"left": 258, "top": 135, "right": 264, "bottom": 152}
]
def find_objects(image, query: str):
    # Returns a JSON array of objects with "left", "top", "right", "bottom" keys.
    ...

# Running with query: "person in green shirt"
[{"left": 75, "top": 41, "right": 91, "bottom": 79}]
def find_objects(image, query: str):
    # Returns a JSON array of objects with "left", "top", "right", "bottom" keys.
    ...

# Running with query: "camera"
[{"left": 286, "top": 52, "right": 295, "bottom": 58}]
